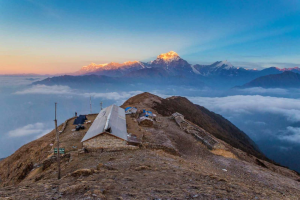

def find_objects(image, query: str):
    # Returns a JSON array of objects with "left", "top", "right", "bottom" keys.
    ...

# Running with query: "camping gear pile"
[
  {"left": 74, "top": 115, "right": 87, "bottom": 131},
  {"left": 125, "top": 107, "right": 138, "bottom": 115},
  {"left": 75, "top": 124, "right": 85, "bottom": 131},
  {"left": 73, "top": 115, "right": 87, "bottom": 125},
  {"left": 138, "top": 109, "right": 156, "bottom": 127}
]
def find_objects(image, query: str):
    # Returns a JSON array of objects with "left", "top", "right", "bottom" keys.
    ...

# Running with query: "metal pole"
[
  {"left": 100, "top": 102, "right": 103, "bottom": 111},
  {"left": 90, "top": 96, "right": 92, "bottom": 114},
  {"left": 54, "top": 102, "right": 61, "bottom": 179}
]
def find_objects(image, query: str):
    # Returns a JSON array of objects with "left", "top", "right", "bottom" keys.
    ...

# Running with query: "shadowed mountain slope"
[
  {"left": 0, "top": 92, "right": 299, "bottom": 199},
  {"left": 123, "top": 92, "right": 264, "bottom": 160},
  {"left": 242, "top": 71, "right": 300, "bottom": 88}
]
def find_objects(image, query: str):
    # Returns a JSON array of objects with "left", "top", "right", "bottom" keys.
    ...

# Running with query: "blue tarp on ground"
[
  {"left": 142, "top": 109, "right": 153, "bottom": 117},
  {"left": 73, "top": 115, "right": 87, "bottom": 125},
  {"left": 125, "top": 107, "right": 137, "bottom": 115}
]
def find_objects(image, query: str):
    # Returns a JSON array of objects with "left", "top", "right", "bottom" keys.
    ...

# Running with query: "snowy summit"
[
  {"left": 215, "top": 60, "right": 234, "bottom": 69},
  {"left": 156, "top": 51, "right": 181, "bottom": 63}
]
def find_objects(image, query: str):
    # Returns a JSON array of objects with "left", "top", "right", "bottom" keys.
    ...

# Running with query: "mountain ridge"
[
  {"left": 241, "top": 71, "right": 300, "bottom": 88},
  {"left": 73, "top": 51, "right": 300, "bottom": 79},
  {"left": 0, "top": 92, "right": 299, "bottom": 199},
  {"left": 33, "top": 51, "right": 300, "bottom": 89}
]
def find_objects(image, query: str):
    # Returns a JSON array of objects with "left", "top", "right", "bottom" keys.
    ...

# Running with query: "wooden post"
[{"left": 54, "top": 102, "right": 61, "bottom": 179}]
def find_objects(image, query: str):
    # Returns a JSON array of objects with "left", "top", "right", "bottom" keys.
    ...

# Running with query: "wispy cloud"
[
  {"left": 237, "top": 87, "right": 289, "bottom": 95},
  {"left": 27, "top": 0, "right": 61, "bottom": 18},
  {"left": 15, "top": 84, "right": 143, "bottom": 101},
  {"left": 188, "top": 95, "right": 300, "bottom": 145},
  {"left": 244, "top": 120, "right": 266, "bottom": 126},
  {"left": 0, "top": 76, "right": 44, "bottom": 87},
  {"left": 185, "top": 25, "right": 296, "bottom": 58},
  {"left": 189, "top": 95, "right": 300, "bottom": 122},
  {"left": 230, "top": 61, "right": 265, "bottom": 70},
  {"left": 279, "top": 146, "right": 292, "bottom": 151},
  {"left": 85, "top": 91, "right": 143, "bottom": 101},
  {"left": 266, "top": 62, "right": 300, "bottom": 68},
  {"left": 15, "top": 85, "right": 73, "bottom": 95},
  {"left": 7, "top": 123, "right": 51, "bottom": 138},
  {"left": 280, "top": 126, "right": 300, "bottom": 144}
]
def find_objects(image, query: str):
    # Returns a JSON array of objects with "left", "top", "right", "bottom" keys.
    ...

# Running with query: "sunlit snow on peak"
[
  {"left": 215, "top": 60, "right": 234, "bottom": 69},
  {"left": 157, "top": 51, "right": 180, "bottom": 62}
]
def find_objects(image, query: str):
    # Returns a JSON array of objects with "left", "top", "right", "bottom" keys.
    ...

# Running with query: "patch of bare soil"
[{"left": 211, "top": 149, "right": 237, "bottom": 159}]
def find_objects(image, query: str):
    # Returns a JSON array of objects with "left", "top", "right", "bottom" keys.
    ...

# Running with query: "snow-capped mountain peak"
[
  {"left": 74, "top": 60, "right": 146, "bottom": 76},
  {"left": 216, "top": 60, "right": 233, "bottom": 67},
  {"left": 156, "top": 51, "right": 181, "bottom": 63},
  {"left": 81, "top": 63, "right": 109, "bottom": 72},
  {"left": 214, "top": 60, "right": 235, "bottom": 69},
  {"left": 123, "top": 61, "right": 144, "bottom": 68},
  {"left": 75, "top": 52, "right": 242, "bottom": 77},
  {"left": 123, "top": 61, "right": 139, "bottom": 65}
]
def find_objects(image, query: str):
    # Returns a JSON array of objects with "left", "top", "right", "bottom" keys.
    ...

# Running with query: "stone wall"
[
  {"left": 83, "top": 133, "right": 128, "bottom": 150},
  {"left": 59, "top": 116, "right": 76, "bottom": 134}
]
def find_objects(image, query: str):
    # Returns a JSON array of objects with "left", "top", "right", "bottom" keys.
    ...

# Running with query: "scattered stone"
[
  {"left": 71, "top": 169, "right": 95, "bottom": 177},
  {"left": 135, "top": 165, "right": 151, "bottom": 171},
  {"left": 97, "top": 163, "right": 104, "bottom": 170}
]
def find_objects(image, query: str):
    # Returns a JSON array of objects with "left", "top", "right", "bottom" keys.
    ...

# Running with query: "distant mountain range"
[
  {"left": 73, "top": 51, "right": 193, "bottom": 77},
  {"left": 241, "top": 71, "right": 300, "bottom": 88},
  {"left": 74, "top": 61, "right": 146, "bottom": 77},
  {"left": 73, "top": 51, "right": 300, "bottom": 78},
  {"left": 35, "top": 51, "right": 300, "bottom": 89}
]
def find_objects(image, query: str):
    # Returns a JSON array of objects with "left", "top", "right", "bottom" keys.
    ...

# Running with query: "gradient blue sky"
[{"left": 0, "top": 0, "right": 300, "bottom": 74}]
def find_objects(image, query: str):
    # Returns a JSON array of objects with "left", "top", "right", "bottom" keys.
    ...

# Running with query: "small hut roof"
[{"left": 81, "top": 105, "right": 128, "bottom": 142}]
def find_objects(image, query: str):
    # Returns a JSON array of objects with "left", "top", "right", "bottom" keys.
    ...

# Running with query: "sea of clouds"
[
  {"left": 1, "top": 77, "right": 300, "bottom": 171},
  {"left": 15, "top": 84, "right": 143, "bottom": 102}
]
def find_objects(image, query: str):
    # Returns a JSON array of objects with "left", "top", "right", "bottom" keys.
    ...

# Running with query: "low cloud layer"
[
  {"left": 15, "top": 85, "right": 73, "bottom": 95},
  {"left": 0, "top": 76, "right": 44, "bottom": 87},
  {"left": 189, "top": 95, "right": 300, "bottom": 122},
  {"left": 15, "top": 85, "right": 143, "bottom": 101},
  {"left": 86, "top": 91, "right": 143, "bottom": 101},
  {"left": 280, "top": 127, "right": 300, "bottom": 144},
  {"left": 237, "top": 87, "right": 289, "bottom": 95},
  {"left": 7, "top": 123, "right": 51, "bottom": 138}
]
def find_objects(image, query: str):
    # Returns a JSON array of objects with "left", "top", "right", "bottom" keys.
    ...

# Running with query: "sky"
[{"left": 0, "top": 0, "right": 300, "bottom": 74}]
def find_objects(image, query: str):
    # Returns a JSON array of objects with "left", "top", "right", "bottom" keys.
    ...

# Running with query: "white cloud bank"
[
  {"left": 280, "top": 127, "right": 300, "bottom": 144},
  {"left": 15, "top": 85, "right": 143, "bottom": 101},
  {"left": 15, "top": 85, "right": 74, "bottom": 95},
  {"left": 85, "top": 91, "right": 143, "bottom": 100},
  {"left": 237, "top": 87, "right": 289, "bottom": 95},
  {"left": 7, "top": 123, "right": 52, "bottom": 138},
  {"left": 0, "top": 76, "right": 44, "bottom": 87},
  {"left": 189, "top": 95, "right": 300, "bottom": 122}
]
